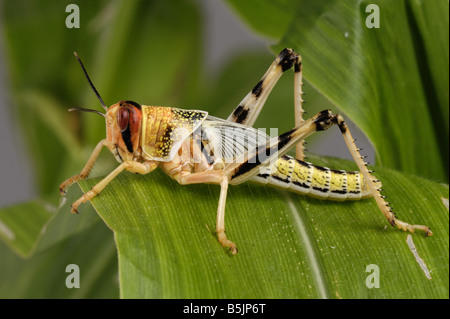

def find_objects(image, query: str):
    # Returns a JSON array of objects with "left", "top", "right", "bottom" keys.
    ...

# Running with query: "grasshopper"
[{"left": 60, "top": 49, "right": 432, "bottom": 254}]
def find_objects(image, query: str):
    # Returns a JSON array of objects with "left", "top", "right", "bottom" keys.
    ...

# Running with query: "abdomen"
[{"left": 250, "top": 155, "right": 376, "bottom": 201}]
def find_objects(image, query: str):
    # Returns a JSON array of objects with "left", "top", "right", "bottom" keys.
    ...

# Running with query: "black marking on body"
[
  {"left": 272, "top": 175, "right": 290, "bottom": 184},
  {"left": 121, "top": 125, "right": 134, "bottom": 153},
  {"left": 312, "top": 186, "right": 329, "bottom": 193},
  {"left": 313, "top": 165, "right": 329, "bottom": 172},
  {"left": 162, "top": 125, "right": 173, "bottom": 140},
  {"left": 122, "top": 100, "right": 141, "bottom": 110},
  {"left": 331, "top": 189, "right": 348, "bottom": 195},
  {"left": 158, "top": 125, "right": 173, "bottom": 157},
  {"left": 292, "top": 181, "right": 310, "bottom": 189},
  {"left": 231, "top": 131, "right": 294, "bottom": 180},
  {"left": 191, "top": 111, "right": 207, "bottom": 122},
  {"left": 252, "top": 79, "right": 264, "bottom": 98},
  {"left": 296, "top": 158, "right": 311, "bottom": 168},
  {"left": 294, "top": 62, "right": 301, "bottom": 73},
  {"left": 172, "top": 108, "right": 206, "bottom": 122},
  {"left": 231, "top": 143, "right": 278, "bottom": 180},
  {"left": 257, "top": 173, "right": 270, "bottom": 179},
  {"left": 232, "top": 118, "right": 299, "bottom": 180}
]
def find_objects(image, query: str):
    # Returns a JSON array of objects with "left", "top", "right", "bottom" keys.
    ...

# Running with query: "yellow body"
[
  {"left": 252, "top": 155, "right": 376, "bottom": 201},
  {"left": 141, "top": 106, "right": 207, "bottom": 161}
]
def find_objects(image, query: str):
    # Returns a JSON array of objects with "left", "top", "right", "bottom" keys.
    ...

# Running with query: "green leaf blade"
[
  {"left": 81, "top": 171, "right": 322, "bottom": 298},
  {"left": 79, "top": 158, "right": 449, "bottom": 299},
  {"left": 0, "top": 200, "right": 53, "bottom": 257}
]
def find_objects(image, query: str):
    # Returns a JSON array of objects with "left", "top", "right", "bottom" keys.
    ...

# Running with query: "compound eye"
[{"left": 117, "top": 107, "right": 130, "bottom": 132}]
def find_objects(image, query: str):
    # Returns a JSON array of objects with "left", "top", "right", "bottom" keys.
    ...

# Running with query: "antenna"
[
  {"left": 68, "top": 107, "right": 106, "bottom": 118},
  {"left": 73, "top": 52, "right": 108, "bottom": 111}
]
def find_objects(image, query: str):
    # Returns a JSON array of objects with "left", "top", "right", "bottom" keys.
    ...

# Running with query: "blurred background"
[
  {"left": 0, "top": 0, "right": 447, "bottom": 299},
  {"left": 0, "top": 0, "right": 374, "bottom": 208}
]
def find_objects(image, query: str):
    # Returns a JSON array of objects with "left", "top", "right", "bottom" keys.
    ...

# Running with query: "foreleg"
[
  {"left": 59, "top": 139, "right": 107, "bottom": 194},
  {"left": 177, "top": 170, "right": 237, "bottom": 254},
  {"left": 70, "top": 160, "right": 157, "bottom": 214}
]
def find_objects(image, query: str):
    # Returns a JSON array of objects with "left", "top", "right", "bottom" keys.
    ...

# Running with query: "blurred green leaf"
[
  {"left": 1, "top": 0, "right": 110, "bottom": 200},
  {"left": 0, "top": 219, "right": 118, "bottom": 299},
  {"left": 81, "top": 0, "right": 203, "bottom": 144},
  {"left": 0, "top": 0, "right": 202, "bottom": 299},
  {"left": 226, "top": 0, "right": 299, "bottom": 39},
  {"left": 0, "top": 200, "right": 53, "bottom": 257},
  {"left": 0, "top": 186, "right": 118, "bottom": 298},
  {"left": 227, "top": 0, "right": 449, "bottom": 182},
  {"left": 1, "top": 0, "right": 203, "bottom": 199}
]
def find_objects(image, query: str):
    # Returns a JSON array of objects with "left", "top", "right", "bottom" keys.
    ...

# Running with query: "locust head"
[
  {"left": 68, "top": 52, "right": 142, "bottom": 162},
  {"left": 104, "top": 100, "right": 142, "bottom": 162}
]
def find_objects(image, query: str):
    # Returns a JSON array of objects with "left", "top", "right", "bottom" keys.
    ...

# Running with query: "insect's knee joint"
[
  {"left": 314, "top": 109, "right": 334, "bottom": 131},
  {"left": 277, "top": 48, "right": 300, "bottom": 72},
  {"left": 331, "top": 114, "right": 347, "bottom": 133}
]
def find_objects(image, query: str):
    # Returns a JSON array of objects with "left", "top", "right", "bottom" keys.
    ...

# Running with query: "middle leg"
[{"left": 177, "top": 170, "right": 237, "bottom": 254}]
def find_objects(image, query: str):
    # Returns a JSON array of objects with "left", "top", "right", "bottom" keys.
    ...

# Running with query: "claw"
[
  {"left": 59, "top": 187, "right": 67, "bottom": 195},
  {"left": 217, "top": 231, "right": 238, "bottom": 255},
  {"left": 70, "top": 204, "right": 79, "bottom": 214},
  {"left": 228, "top": 245, "right": 238, "bottom": 255}
]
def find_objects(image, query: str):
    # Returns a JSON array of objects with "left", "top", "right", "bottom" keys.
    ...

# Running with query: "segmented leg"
[
  {"left": 227, "top": 48, "right": 305, "bottom": 159},
  {"left": 70, "top": 160, "right": 157, "bottom": 214},
  {"left": 176, "top": 170, "right": 237, "bottom": 254},
  {"left": 173, "top": 108, "right": 329, "bottom": 254},
  {"left": 59, "top": 139, "right": 107, "bottom": 194},
  {"left": 333, "top": 115, "right": 432, "bottom": 236},
  {"left": 293, "top": 56, "right": 305, "bottom": 160},
  {"left": 216, "top": 178, "right": 236, "bottom": 254},
  {"left": 226, "top": 110, "right": 333, "bottom": 185},
  {"left": 226, "top": 110, "right": 432, "bottom": 236}
]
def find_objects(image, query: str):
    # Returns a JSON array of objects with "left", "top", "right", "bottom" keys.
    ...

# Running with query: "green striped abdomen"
[{"left": 251, "top": 155, "right": 376, "bottom": 201}]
